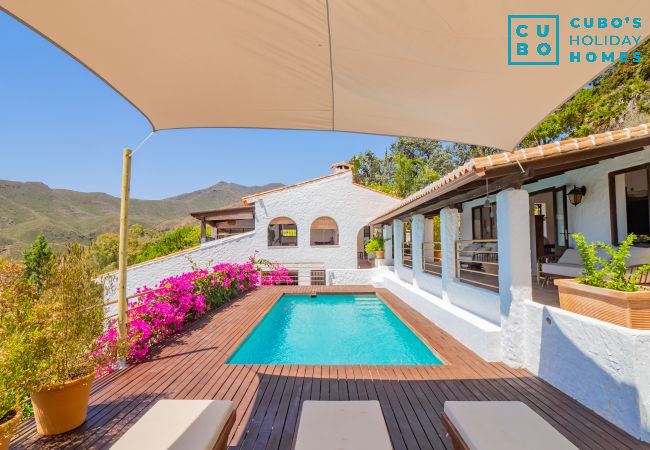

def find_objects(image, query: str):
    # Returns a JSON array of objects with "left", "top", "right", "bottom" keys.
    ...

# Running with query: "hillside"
[{"left": 0, "top": 180, "right": 282, "bottom": 258}]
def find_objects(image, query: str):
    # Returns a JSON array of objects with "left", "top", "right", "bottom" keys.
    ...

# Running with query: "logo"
[{"left": 508, "top": 15, "right": 560, "bottom": 65}]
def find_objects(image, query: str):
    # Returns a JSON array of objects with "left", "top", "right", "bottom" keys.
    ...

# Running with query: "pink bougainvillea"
[{"left": 93, "top": 256, "right": 291, "bottom": 375}]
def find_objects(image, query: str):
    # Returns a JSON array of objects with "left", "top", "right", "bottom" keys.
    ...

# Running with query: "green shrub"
[
  {"left": 15, "top": 244, "right": 105, "bottom": 390},
  {"left": 0, "top": 259, "right": 34, "bottom": 430},
  {"left": 365, "top": 236, "right": 385, "bottom": 254},
  {"left": 132, "top": 226, "right": 201, "bottom": 264},
  {"left": 573, "top": 233, "right": 650, "bottom": 292}
]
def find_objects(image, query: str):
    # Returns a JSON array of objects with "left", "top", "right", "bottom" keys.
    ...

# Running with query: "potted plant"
[
  {"left": 365, "top": 236, "right": 385, "bottom": 259},
  {"left": 555, "top": 233, "right": 650, "bottom": 329},
  {"left": 0, "top": 387, "right": 21, "bottom": 450},
  {"left": 17, "top": 244, "right": 104, "bottom": 435},
  {"left": 0, "top": 259, "right": 29, "bottom": 449}
]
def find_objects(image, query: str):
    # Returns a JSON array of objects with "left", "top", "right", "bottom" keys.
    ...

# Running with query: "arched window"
[
  {"left": 310, "top": 217, "right": 339, "bottom": 246},
  {"left": 268, "top": 217, "right": 298, "bottom": 247}
]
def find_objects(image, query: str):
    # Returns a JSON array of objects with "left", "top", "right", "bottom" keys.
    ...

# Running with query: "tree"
[
  {"left": 22, "top": 233, "right": 53, "bottom": 288},
  {"left": 88, "top": 233, "right": 120, "bottom": 273},
  {"left": 520, "top": 40, "right": 650, "bottom": 147},
  {"left": 132, "top": 226, "right": 202, "bottom": 264}
]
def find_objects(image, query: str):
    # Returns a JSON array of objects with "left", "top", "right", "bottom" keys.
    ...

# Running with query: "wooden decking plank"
[
  {"left": 239, "top": 364, "right": 285, "bottom": 450},
  {"left": 277, "top": 365, "right": 308, "bottom": 450},
  {"left": 372, "top": 365, "right": 420, "bottom": 450},
  {"left": 11, "top": 285, "right": 645, "bottom": 450},
  {"left": 253, "top": 364, "right": 293, "bottom": 450}
]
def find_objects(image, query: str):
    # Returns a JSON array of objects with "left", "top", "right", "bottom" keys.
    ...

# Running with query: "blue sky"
[{"left": 0, "top": 12, "right": 395, "bottom": 200}]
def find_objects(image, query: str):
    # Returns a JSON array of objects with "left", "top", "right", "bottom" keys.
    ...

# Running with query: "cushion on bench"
[
  {"left": 294, "top": 401, "right": 392, "bottom": 450},
  {"left": 111, "top": 399, "right": 234, "bottom": 450},
  {"left": 540, "top": 262, "right": 583, "bottom": 278},
  {"left": 444, "top": 401, "right": 577, "bottom": 450}
]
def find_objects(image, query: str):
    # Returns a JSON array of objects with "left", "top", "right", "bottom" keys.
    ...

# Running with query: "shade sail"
[{"left": 1, "top": 1, "right": 648, "bottom": 149}]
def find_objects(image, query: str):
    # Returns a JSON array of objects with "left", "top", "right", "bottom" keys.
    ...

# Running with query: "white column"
[
  {"left": 412, "top": 214, "right": 424, "bottom": 284},
  {"left": 424, "top": 217, "right": 434, "bottom": 243},
  {"left": 393, "top": 219, "right": 404, "bottom": 267},
  {"left": 497, "top": 188, "right": 532, "bottom": 367},
  {"left": 382, "top": 224, "right": 394, "bottom": 264},
  {"left": 440, "top": 207, "right": 459, "bottom": 302}
]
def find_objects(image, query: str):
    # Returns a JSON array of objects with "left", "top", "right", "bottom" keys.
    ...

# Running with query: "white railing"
[
  {"left": 402, "top": 242, "right": 413, "bottom": 268},
  {"left": 455, "top": 239, "right": 499, "bottom": 292},
  {"left": 422, "top": 241, "right": 442, "bottom": 277},
  {"left": 270, "top": 262, "right": 326, "bottom": 285}
]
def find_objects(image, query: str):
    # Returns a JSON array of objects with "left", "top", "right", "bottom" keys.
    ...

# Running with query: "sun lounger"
[
  {"left": 442, "top": 401, "right": 577, "bottom": 450},
  {"left": 293, "top": 400, "right": 393, "bottom": 450},
  {"left": 111, "top": 399, "right": 235, "bottom": 450}
]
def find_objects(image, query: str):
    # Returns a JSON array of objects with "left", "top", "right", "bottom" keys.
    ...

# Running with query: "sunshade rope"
[{"left": 131, "top": 130, "right": 155, "bottom": 155}]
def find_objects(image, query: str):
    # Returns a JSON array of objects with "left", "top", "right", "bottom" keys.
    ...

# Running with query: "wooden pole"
[{"left": 117, "top": 148, "right": 132, "bottom": 367}]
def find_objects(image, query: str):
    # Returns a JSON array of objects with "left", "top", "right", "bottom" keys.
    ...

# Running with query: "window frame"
[
  {"left": 309, "top": 216, "right": 340, "bottom": 247},
  {"left": 267, "top": 217, "right": 298, "bottom": 247},
  {"left": 471, "top": 202, "right": 497, "bottom": 240},
  {"left": 608, "top": 162, "right": 650, "bottom": 245}
]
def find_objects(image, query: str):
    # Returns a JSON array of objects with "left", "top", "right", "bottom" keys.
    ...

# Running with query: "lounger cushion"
[
  {"left": 444, "top": 401, "right": 577, "bottom": 450},
  {"left": 628, "top": 247, "right": 650, "bottom": 266},
  {"left": 557, "top": 249, "right": 582, "bottom": 265},
  {"left": 294, "top": 401, "right": 392, "bottom": 450},
  {"left": 540, "top": 262, "right": 583, "bottom": 278},
  {"left": 111, "top": 400, "right": 234, "bottom": 450}
]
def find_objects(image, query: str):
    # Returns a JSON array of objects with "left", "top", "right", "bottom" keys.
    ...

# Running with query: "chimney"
[{"left": 330, "top": 162, "right": 352, "bottom": 173}]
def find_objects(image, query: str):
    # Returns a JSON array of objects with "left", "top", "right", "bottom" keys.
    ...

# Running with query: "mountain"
[{"left": 0, "top": 180, "right": 282, "bottom": 258}]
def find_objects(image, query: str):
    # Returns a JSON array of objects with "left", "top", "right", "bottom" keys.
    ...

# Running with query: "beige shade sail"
[{"left": 1, "top": 1, "right": 648, "bottom": 149}]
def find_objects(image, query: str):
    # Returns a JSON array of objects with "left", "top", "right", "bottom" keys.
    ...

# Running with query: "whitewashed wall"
[
  {"left": 460, "top": 146, "right": 650, "bottom": 272},
  {"left": 522, "top": 146, "right": 650, "bottom": 245},
  {"left": 249, "top": 171, "right": 399, "bottom": 271},
  {"left": 104, "top": 171, "right": 400, "bottom": 296},
  {"left": 523, "top": 301, "right": 650, "bottom": 442}
]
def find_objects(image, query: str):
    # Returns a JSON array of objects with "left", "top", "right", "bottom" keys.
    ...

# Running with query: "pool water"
[{"left": 228, "top": 294, "right": 442, "bottom": 365}]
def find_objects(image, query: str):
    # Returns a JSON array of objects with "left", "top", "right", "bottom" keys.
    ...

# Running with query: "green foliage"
[
  {"left": 132, "top": 226, "right": 202, "bottom": 264},
  {"left": 352, "top": 42, "right": 650, "bottom": 198},
  {"left": 521, "top": 40, "right": 650, "bottom": 147},
  {"left": 88, "top": 233, "right": 119, "bottom": 273},
  {"left": 351, "top": 137, "right": 498, "bottom": 197},
  {"left": 21, "top": 234, "right": 53, "bottom": 289},
  {"left": 127, "top": 224, "right": 164, "bottom": 262},
  {"left": 13, "top": 244, "right": 104, "bottom": 390},
  {"left": 365, "top": 236, "right": 385, "bottom": 254},
  {"left": 573, "top": 233, "right": 650, "bottom": 292},
  {"left": 0, "top": 259, "right": 34, "bottom": 428},
  {"left": 88, "top": 224, "right": 205, "bottom": 273}
]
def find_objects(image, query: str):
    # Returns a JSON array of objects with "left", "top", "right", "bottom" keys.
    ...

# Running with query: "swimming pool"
[{"left": 228, "top": 294, "right": 442, "bottom": 365}]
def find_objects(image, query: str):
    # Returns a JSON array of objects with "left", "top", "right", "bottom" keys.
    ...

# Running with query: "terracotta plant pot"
[
  {"left": 555, "top": 278, "right": 650, "bottom": 329},
  {"left": 30, "top": 373, "right": 95, "bottom": 435},
  {"left": 0, "top": 409, "right": 22, "bottom": 450},
  {"left": 375, "top": 250, "right": 385, "bottom": 259},
  {"left": 433, "top": 250, "right": 442, "bottom": 259}
]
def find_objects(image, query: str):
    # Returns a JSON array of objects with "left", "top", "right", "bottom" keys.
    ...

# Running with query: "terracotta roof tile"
[{"left": 374, "top": 122, "right": 650, "bottom": 222}]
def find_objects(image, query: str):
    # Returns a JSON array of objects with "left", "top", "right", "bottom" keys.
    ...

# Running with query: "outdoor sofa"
[
  {"left": 538, "top": 246, "right": 650, "bottom": 286},
  {"left": 457, "top": 241, "right": 499, "bottom": 275}
]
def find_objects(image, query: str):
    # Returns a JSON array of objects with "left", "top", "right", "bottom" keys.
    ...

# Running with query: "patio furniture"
[
  {"left": 111, "top": 399, "right": 235, "bottom": 450},
  {"left": 293, "top": 401, "right": 392, "bottom": 450},
  {"left": 539, "top": 247, "right": 650, "bottom": 286},
  {"left": 442, "top": 401, "right": 577, "bottom": 450},
  {"left": 458, "top": 242, "right": 498, "bottom": 274}
]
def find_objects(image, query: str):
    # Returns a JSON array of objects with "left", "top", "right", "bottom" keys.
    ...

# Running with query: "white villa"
[
  {"left": 119, "top": 162, "right": 401, "bottom": 292},
  {"left": 113, "top": 122, "right": 650, "bottom": 443}
]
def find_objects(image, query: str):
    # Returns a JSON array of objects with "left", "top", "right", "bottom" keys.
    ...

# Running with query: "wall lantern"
[{"left": 567, "top": 185, "right": 587, "bottom": 206}]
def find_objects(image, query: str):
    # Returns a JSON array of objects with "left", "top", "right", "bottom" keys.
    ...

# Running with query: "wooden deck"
[{"left": 12, "top": 285, "right": 645, "bottom": 449}]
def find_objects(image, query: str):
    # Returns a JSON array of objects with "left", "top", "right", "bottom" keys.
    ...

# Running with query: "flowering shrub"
[{"left": 93, "top": 257, "right": 292, "bottom": 375}]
